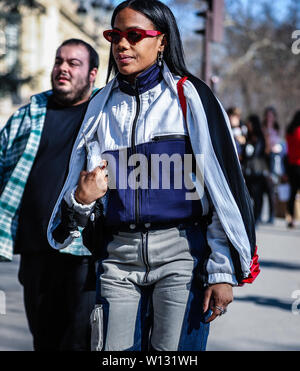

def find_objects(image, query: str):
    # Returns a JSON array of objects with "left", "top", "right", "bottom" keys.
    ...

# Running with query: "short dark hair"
[
  {"left": 106, "top": 0, "right": 190, "bottom": 82},
  {"left": 59, "top": 39, "right": 99, "bottom": 71}
]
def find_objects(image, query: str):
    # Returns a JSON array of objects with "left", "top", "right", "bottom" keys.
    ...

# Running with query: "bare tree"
[
  {"left": 216, "top": 0, "right": 300, "bottom": 129},
  {"left": 169, "top": 0, "right": 300, "bottom": 130}
]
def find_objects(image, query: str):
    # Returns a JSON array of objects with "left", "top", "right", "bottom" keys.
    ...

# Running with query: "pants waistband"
[{"left": 106, "top": 218, "right": 207, "bottom": 234}]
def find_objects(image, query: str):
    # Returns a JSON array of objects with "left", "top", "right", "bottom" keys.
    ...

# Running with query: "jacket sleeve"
[
  {"left": 51, "top": 187, "right": 96, "bottom": 246},
  {"left": 206, "top": 206, "right": 238, "bottom": 286},
  {"left": 51, "top": 138, "right": 104, "bottom": 247},
  {"left": 0, "top": 117, "right": 12, "bottom": 192},
  {"left": 64, "top": 187, "right": 96, "bottom": 225},
  {"left": 185, "top": 76, "right": 257, "bottom": 283},
  {"left": 0, "top": 106, "right": 30, "bottom": 193}
]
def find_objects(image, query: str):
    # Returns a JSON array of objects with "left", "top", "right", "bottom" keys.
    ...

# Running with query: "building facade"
[{"left": 0, "top": 0, "right": 111, "bottom": 126}]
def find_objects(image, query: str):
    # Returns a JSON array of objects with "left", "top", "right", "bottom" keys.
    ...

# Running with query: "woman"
[
  {"left": 227, "top": 107, "right": 246, "bottom": 160},
  {"left": 286, "top": 110, "right": 300, "bottom": 228},
  {"left": 242, "top": 115, "right": 268, "bottom": 224},
  {"left": 48, "top": 0, "right": 259, "bottom": 351},
  {"left": 262, "top": 106, "right": 284, "bottom": 223}
]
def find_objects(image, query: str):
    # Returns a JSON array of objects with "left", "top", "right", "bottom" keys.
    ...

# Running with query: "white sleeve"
[
  {"left": 206, "top": 207, "right": 238, "bottom": 286},
  {"left": 64, "top": 187, "right": 95, "bottom": 216}
]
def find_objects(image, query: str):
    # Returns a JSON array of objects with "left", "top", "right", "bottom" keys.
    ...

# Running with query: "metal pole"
[{"left": 202, "top": 10, "right": 212, "bottom": 87}]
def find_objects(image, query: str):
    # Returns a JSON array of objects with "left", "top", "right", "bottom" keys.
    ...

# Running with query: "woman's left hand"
[{"left": 203, "top": 283, "right": 233, "bottom": 323}]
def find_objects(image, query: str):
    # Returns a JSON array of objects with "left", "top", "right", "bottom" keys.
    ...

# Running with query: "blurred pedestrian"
[
  {"left": 48, "top": 0, "right": 259, "bottom": 351},
  {"left": 242, "top": 114, "right": 269, "bottom": 224},
  {"left": 227, "top": 107, "right": 246, "bottom": 160},
  {"left": 0, "top": 39, "right": 99, "bottom": 350},
  {"left": 262, "top": 106, "right": 284, "bottom": 223},
  {"left": 286, "top": 110, "right": 300, "bottom": 228}
]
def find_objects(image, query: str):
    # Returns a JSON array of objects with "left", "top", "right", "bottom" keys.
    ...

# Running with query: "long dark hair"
[
  {"left": 287, "top": 110, "right": 300, "bottom": 135},
  {"left": 106, "top": 0, "right": 191, "bottom": 83},
  {"left": 262, "top": 106, "right": 280, "bottom": 132}
]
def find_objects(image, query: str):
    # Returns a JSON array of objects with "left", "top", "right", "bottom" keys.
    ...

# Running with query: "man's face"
[{"left": 51, "top": 44, "right": 97, "bottom": 106}]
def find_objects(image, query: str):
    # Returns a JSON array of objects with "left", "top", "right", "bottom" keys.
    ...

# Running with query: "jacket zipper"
[
  {"left": 152, "top": 134, "right": 188, "bottom": 142},
  {"left": 131, "top": 86, "right": 150, "bottom": 284},
  {"left": 131, "top": 83, "right": 141, "bottom": 225},
  {"left": 141, "top": 231, "right": 150, "bottom": 283}
]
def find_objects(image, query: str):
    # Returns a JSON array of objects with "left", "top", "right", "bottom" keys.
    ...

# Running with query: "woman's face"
[
  {"left": 112, "top": 7, "right": 165, "bottom": 82},
  {"left": 265, "top": 110, "right": 276, "bottom": 125}
]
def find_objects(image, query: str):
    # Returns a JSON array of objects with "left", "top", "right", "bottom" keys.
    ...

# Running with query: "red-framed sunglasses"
[{"left": 103, "top": 28, "right": 162, "bottom": 45}]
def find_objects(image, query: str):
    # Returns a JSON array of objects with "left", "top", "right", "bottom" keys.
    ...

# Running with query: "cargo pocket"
[{"left": 90, "top": 304, "right": 103, "bottom": 351}]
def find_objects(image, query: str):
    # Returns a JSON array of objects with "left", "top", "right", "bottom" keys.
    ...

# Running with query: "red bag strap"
[{"left": 177, "top": 76, "right": 188, "bottom": 122}]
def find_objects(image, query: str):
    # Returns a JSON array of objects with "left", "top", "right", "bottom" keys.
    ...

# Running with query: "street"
[
  {"left": 0, "top": 218, "right": 299, "bottom": 351},
  {"left": 207, "top": 218, "right": 300, "bottom": 351}
]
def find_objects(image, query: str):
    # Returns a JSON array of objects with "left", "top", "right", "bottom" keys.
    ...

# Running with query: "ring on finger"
[{"left": 215, "top": 305, "right": 227, "bottom": 316}]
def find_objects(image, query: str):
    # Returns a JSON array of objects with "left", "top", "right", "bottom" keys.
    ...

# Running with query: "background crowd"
[{"left": 227, "top": 106, "right": 300, "bottom": 229}]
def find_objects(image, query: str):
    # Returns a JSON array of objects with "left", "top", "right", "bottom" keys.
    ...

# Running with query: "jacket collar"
[
  {"left": 82, "top": 64, "right": 179, "bottom": 140},
  {"left": 117, "top": 63, "right": 163, "bottom": 96}
]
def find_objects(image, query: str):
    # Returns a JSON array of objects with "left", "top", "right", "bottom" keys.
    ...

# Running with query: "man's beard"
[{"left": 51, "top": 75, "right": 91, "bottom": 106}]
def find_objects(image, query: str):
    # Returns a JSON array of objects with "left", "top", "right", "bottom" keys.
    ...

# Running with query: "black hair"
[
  {"left": 106, "top": 0, "right": 191, "bottom": 82},
  {"left": 286, "top": 110, "right": 300, "bottom": 135},
  {"left": 247, "top": 114, "right": 263, "bottom": 139},
  {"left": 245, "top": 114, "right": 266, "bottom": 153},
  {"left": 59, "top": 39, "right": 99, "bottom": 71}
]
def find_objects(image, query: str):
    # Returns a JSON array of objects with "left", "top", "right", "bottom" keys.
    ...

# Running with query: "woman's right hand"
[{"left": 75, "top": 163, "right": 108, "bottom": 205}]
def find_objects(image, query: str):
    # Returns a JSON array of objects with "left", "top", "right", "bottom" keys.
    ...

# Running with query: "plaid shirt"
[{"left": 0, "top": 90, "right": 91, "bottom": 261}]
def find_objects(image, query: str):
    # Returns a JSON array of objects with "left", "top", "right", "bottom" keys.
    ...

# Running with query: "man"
[{"left": 0, "top": 39, "right": 99, "bottom": 350}]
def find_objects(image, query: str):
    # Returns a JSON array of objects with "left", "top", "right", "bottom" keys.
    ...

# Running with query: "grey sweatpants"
[{"left": 93, "top": 223, "right": 210, "bottom": 351}]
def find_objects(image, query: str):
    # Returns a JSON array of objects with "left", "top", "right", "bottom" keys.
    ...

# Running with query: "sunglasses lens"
[
  {"left": 104, "top": 31, "right": 121, "bottom": 43},
  {"left": 110, "top": 31, "right": 122, "bottom": 44},
  {"left": 127, "top": 30, "right": 143, "bottom": 44}
]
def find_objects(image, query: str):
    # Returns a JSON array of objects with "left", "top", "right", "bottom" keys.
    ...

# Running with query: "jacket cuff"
[
  {"left": 208, "top": 273, "right": 238, "bottom": 286},
  {"left": 64, "top": 187, "right": 95, "bottom": 216}
]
